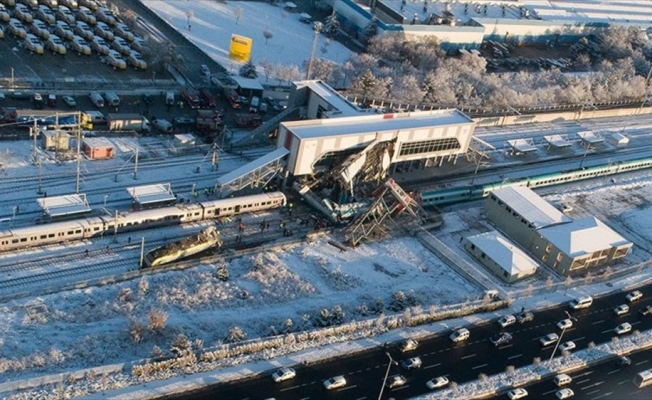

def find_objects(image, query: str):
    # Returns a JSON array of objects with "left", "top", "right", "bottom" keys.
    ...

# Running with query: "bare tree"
[
  {"left": 603, "top": 266, "right": 612, "bottom": 281},
  {"left": 263, "top": 28, "right": 274, "bottom": 45},
  {"left": 234, "top": 6, "right": 243, "bottom": 24},
  {"left": 148, "top": 309, "right": 168, "bottom": 331},
  {"left": 259, "top": 59, "right": 274, "bottom": 81}
]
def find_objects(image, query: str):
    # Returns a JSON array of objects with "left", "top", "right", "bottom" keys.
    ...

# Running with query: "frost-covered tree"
[
  {"left": 171, "top": 333, "right": 192, "bottom": 356},
  {"left": 389, "top": 290, "right": 407, "bottom": 311},
  {"left": 263, "top": 28, "right": 274, "bottom": 45},
  {"left": 226, "top": 326, "right": 247, "bottom": 343},
  {"left": 323, "top": 10, "right": 340, "bottom": 37},
  {"left": 331, "top": 305, "right": 345, "bottom": 325},
  {"left": 239, "top": 60, "right": 258, "bottom": 79},
  {"left": 391, "top": 75, "right": 425, "bottom": 103},
  {"left": 302, "top": 58, "right": 335, "bottom": 82},
  {"left": 217, "top": 263, "right": 229, "bottom": 282},
  {"left": 259, "top": 59, "right": 275, "bottom": 81},
  {"left": 363, "top": 17, "right": 379, "bottom": 44},
  {"left": 351, "top": 69, "right": 377, "bottom": 101}
]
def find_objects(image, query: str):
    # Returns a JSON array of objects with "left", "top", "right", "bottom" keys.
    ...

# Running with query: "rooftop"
[
  {"left": 466, "top": 231, "right": 539, "bottom": 276},
  {"left": 491, "top": 186, "right": 572, "bottom": 229},
  {"left": 540, "top": 216, "right": 633, "bottom": 257}
]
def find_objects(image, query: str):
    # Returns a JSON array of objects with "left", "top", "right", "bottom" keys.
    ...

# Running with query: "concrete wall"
[
  {"left": 474, "top": 106, "right": 652, "bottom": 128},
  {"left": 484, "top": 195, "right": 537, "bottom": 249}
]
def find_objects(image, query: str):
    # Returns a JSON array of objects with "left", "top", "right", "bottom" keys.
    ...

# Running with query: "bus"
[{"left": 634, "top": 368, "right": 652, "bottom": 388}]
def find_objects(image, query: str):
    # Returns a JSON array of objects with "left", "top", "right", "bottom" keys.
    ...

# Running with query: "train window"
[
  {"left": 94, "top": 227, "right": 100, "bottom": 231},
  {"left": 31, "top": 237, "right": 36, "bottom": 241},
  {"left": 41, "top": 235, "right": 47, "bottom": 239},
  {"left": 20, "top": 238, "right": 27, "bottom": 242},
  {"left": 76, "top": 230, "right": 81, "bottom": 234},
  {"left": 12, "top": 239, "right": 18, "bottom": 244},
  {"left": 59, "top": 233, "right": 64, "bottom": 237},
  {"left": 195, "top": 212, "right": 200, "bottom": 216},
  {"left": 68, "top": 231, "right": 74, "bottom": 235}
]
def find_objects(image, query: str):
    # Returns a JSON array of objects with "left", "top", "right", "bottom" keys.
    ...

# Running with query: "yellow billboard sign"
[{"left": 229, "top": 34, "right": 253, "bottom": 62}]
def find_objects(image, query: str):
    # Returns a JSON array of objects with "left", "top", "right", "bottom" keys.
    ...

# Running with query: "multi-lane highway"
[{"left": 159, "top": 283, "right": 652, "bottom": 399}]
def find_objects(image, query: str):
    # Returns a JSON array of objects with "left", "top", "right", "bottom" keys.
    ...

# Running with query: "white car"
[
  {"left": 614, "top": 322, "right": 632, "bottom": 335},
  {"left": 626, "top": 290, "right": 643, "bottom": 303},
  {"left": 114, "top": 22, "right": 134, "bottom": 42},
  {"left": 556, "top": 388, "right": 574, "bottom": 399},
  {"left": 30, "top": 19, "right": 50, "bottom": 39},
  {"left": 132, "top": 36, "right": 146, "bottom": 52},
  {"left": 36, "top": 5, "right": 56, "bottom": 24},
  {"left": 59, "top": 0, "right": 78, "bottom": 9},
  {"left": 426, "top": 376, "right": 449, "bottom": 389},
  {"left": 62, "top": 95, "right": 76, "bottom": 107},
  {"left": 559, "top": 341, "right": 576, "bottom": 352},
  {"left": 96, "top": 6, "right": 115, "bottom": 25},
  {"left": 24, "top": 33, "right": 44, "bottom": 54},
  {"left": 614, "top": 304, "right": 630, "bottom": 316},
  {"left": 401, "top": 356, "right": 422, "bottom": 370},
  {"left": 91, "top": 36, "right": 109, "bottom": 55},
  {"left": 498, "top": 314, "right": 516, "bottom": 328},
  {"left": 56, "top": 5, "right": 75, "bottom": 24},
  {"left": 77, "top": 5, "right": 96, "bottom": 24},
  {"left": 507, "top": 388, "right": 528, "bottom": 399},
  {"left": 271, "top": 367, "right": 296, "bottom": 383},
  {"left": 127, "top": 51, "right": 147, "bottom": 70},
  {"left": 556, "top": 319, "right": 573, "bottom": 330},
  {"left": 399, "top": 339, "right": 419, "bottom": 352},
  {"left": 13, "top": 4, "right": 34, "bottom": 23},
  {"left": 46, "top": 34, "right": 66, "bottom": 54},
  {"left": 54, "top": 21, "right": 73, "bottom": 40},
  {"left": 386, "top": 374, "right": 407, "bottom": 389},
  {"left": 540, "top": 333, "right": 559, "bottom": 347},
  {"left": 323, "top": 375, "right": 346, "bottom": 390},
  {"left": 74, "top": 21, "right": 94, "bottom": 40}
]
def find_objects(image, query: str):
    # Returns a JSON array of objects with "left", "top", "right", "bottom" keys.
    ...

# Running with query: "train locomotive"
[
  {"left": 421, "top": 156, "right": 652, "bottom": 207},
  {"left": 0, "top": 192, "right": 286, "bottom": 253}
]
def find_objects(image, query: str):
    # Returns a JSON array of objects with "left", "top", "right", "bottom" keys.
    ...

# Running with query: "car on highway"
[
  {"left": 36, "top": 5, "right": 56, "bottom": 24},
  {"left": 517, "top": 311, "right": 534, "bottom": 324},
  {"left": 507, "top": 388, "right": 528, "bottom": 399},
  {"left": 490, "top": 332, "right": 512, "bottom": 346},
  {"left": 13, "top": 4, "right": 34, "bottom": 23},
  {"left": 614, "top": 304, "right": 630, "bottom": 316},
  {"left": 8, "top": 18, "right": 27, "bottom": 38},
  {"left": 271, "top": 367, "right": 296, "bottom": 383},
  {"left": 104, "top": 92, "right": 120, "bottom": 107},
  {"left": 77, "top": 6, "right": 96, "bottom": 24},
  {"left": 96, "top": 6, "right": 116, "bottom": 25},
  {"left": 114, "top": 22, "right": 134, "bottom": 42},
  {"left": 127, "top": 51, "right": 147, "bottom": 70},
  {"left": 71, "top": 35, "right": 91, "bottom": 55},
  {"left": 46, "top": 35, "right": 66, "bottom": 55},
  {"left": 56, "top": 5, "right": 75, "bottom": 24},
  {"left": 556, "top": 388, "right": 574, "bottom": 399},
  {"left": 62, "top": 96, "right": 76, "bottom": 107},
  {"left": 0, "top": 4, "right": 9, "bottom": 21},
  {"left": 24, "top": 34, "right": 44, "bottom": 54},
  {"left": 640, "top": 305, "right": 652, "bottom": 316},
  {"left": 540, "top": 333, "right": 559, "bottom": 347},
  {"left": 614, "top": 322, "right": 632, "bottom": 335},
  {"left": 111, "top": 37, "right": 131, "bottom": 56},
  {"left": 616, "top": 356, "right": 631, "bottom": 366},
  {"left": 498, "top": 314, "right": 516, "bottom": 328},
  {"left": 449, "top": 328, "right": 470, "bottom": 343},
  {"left": 91, "top": 36, "right": 110, "bottom": 55},
  {"left": 54, "top": 21, "right": 74, "bottom": 40},
  {"left": 559, "top": 341, "right": 576, "bottom": 352},
  {"left": 426, "top": 376, "right": 449, "bottom": 389},
  {"left": 106, "top": 50, "right": 126, "bottom": 70},
  {"left": 30, "top": 19, "right": 50, "bottom": 39},
  {"left": 386, "top": 374, "right": 407, "bottom": 389},
  {"left": 323, "top": 375, "right": 346, "bottom": 390},
  {"left": 399, "top": 338, "right": 419, "bottom": 352},
  {"left": 94, "top": 21, "right": 114, "bottom": 41},
  {"left": 74, "top": 21, "right": 94, "bottom": 40},
  {"left": 401, "top": 356, "right": 422, "bottom": 370},
  {"left": 626, "top": 290, "right": 643, "bottom": 303},
  {"left": 556, "top": 319, "right": 573, "bottom": 330}
]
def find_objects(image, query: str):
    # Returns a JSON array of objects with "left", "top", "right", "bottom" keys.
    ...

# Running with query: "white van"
[
  {"left": 569, "top": 296, "right": 593, "bottom": 310},
  {"left": 165, "top": 91, "right": 175, "bottom": 106},
  {"left": 89, "top": 91, "right": 104, "bottom": 107},
  {"left": 553, "top": 374, "right": 572, "bottom": 387},
  {"left": 449, "top": 328, "right": 470, "bottom": 343},
  {"left": 104, "top": 92, "right": 120, "bottom": 107}
]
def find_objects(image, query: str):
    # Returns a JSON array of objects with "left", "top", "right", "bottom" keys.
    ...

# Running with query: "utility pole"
[
  {"left": 139, "top": 237, "right": 145, "bottom": 267},
  {"left": 211, "top": 150, "right": 218, "bottom": 171},
  {"left": 133, "top": 147, "right": 139, "bottom": 179},
  {"left": 114, "top": 210, "right": 118, "bottom": 243},
  {"left": 76, "top": 112, "right": 82, "bottom": 193},
  {"left": 31, "top": 119, "right": 38, "bottom": 164},
  {"left": 305, "top": 22, "right": 322, "bottom": 80},
  {"left": 37, "top": 157, "right": 43, "bottom": 195}
]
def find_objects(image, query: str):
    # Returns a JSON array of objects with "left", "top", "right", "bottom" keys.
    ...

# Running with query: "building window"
[
  {"left": 398, "top": 137, "right": 461, "bottom": 156},
  {"left": 481, "top": 252, "right": 486, "bottom": 259},
  {"left": 503, "top": 271, "right": 509, "bottom": 278},
  {"left": 470, "top": 244, "right": 475, "bottom": 250}
]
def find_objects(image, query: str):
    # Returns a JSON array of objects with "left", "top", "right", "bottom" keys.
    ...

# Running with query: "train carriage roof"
[{"left": 2, "top": 219, "right": 88, "bottom": 237}]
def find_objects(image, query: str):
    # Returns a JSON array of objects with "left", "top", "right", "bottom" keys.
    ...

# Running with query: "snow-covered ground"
[{"left": 141, "top": 0, "right": 353, "bottom": 78}]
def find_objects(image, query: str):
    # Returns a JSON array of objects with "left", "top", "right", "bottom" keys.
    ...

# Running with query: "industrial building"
[
  {"left": 41, "top": 130, "right": 71, "bottom": 151},
  {"left": 82, "top": 138, "right": 115, "bottom": 160},
  {"left": 464, "top": 231, "right": 538, "bottom": 283},
  {"left": 485, "top": 186, "right": 632, "bottom": 276}
]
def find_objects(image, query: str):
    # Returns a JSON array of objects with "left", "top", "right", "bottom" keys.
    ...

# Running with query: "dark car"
[
  {"left": 490, "top": 332, "right": 512, "bottom": 346},
  {"left": 616, "top": 356, "right": 631, "bottom": 366},
  {"left": 517, "top": 311, "right": 534, "bottom": 324},
  {"left": 639, "top": 305, "right": 652, "bottom": 316}
]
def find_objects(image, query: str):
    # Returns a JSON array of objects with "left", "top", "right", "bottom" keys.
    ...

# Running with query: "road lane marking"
[
  {"left": 601, "top": 329, "right": 613, "bottom": 334},
  {"left": 577, "top": 378, "right": 590, "bottom": 385},
  {"left": 581, "top": 381, "right": 603, "bottom": 390},
  {"left": 280, "top": 385, "right": 301, "bottom": 392},
  {"left": 424, "top": 363, "right": 441, "bottom": 370},
  {"left": 618, "top": 380, "right": 629, "bottom": 385},
  {"left": 636, "top": 360, "right": 649, "bottom": 365},
  {"left": 592, "top": 320, "right": 605, "bottom": 325},
  {"left": 339, "top": 385, "right": 357, "bottom": 391},
  {"left": 574, "top": 336, "right": 586, "bottom": 342},
  {"left": 592, "top": 392, "right": 614, "bottom": 400},
  {"left": 499, "top": 344, "right": 513, "bottom": 349},
  {"left": 472, "top": 363, "right": 488, "bottom": 370},
  {"left": 356, "top": 370, "right": 362, "bottom": 373},
  {"left": 355, "top": 397, "right": 366, "bottom": 400},
  {"left": 508, "top": 354, "right": 523, "bottom": 360},
  {"left": 632, "top": 321, "right": 642, "bottom": 325},
  {"left": 607, "top": 369, "right": 620, "bottom": 374},
  {"left": 461, "top": 354, "right": 476, "bottom": 359},
  {"left": 586, "top": 389, "right": 600, "bottom": 396},
  {"left": 543, "top": 389, "right": 557, "bottom": 395}
]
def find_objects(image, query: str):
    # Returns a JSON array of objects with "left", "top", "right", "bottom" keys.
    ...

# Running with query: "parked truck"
[
  {"left": 196, "top": 109, "right": 223, "bottom": 132},
  {"left": 106, "top": 113, "right": 150, "bottom": 132}
]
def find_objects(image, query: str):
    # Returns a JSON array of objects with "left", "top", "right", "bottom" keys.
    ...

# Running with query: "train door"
[
  {"left": 214, "top": 208, "right": 221, "bottom": 216},
  {"left": 235, "top": 205, "right": 241, "bottom": 213}
]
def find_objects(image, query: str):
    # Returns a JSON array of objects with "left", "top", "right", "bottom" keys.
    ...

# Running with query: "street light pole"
[
  {"left": 378, "top": 352, "right": 397, "bottom": 400},
  {"left": 549, "top": 311, "right": 576, "bottom": 363},
  {"left": 305, "top": 22, "right": 322, "bottom": 80}
]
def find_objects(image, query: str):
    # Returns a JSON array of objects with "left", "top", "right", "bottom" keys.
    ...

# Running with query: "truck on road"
[{"left": 106, "top": 113, "right": 150, "bottom": 132}]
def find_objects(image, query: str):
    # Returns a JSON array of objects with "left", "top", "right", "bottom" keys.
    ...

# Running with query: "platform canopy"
[
  {"left": 577, "top": 130, "right": 604, "bottom": 145},
  {"left": 37, "top": 194, "right": 91, "bottom": 218},
  {"left": 507, "top": 138, "right": 537, "bottom": 154},
  {"left": 126, "top": 183, "right": 175, "bottom": 206},
  {"left": 543, "top": 134, "right": 572, "bottom": 148}
]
